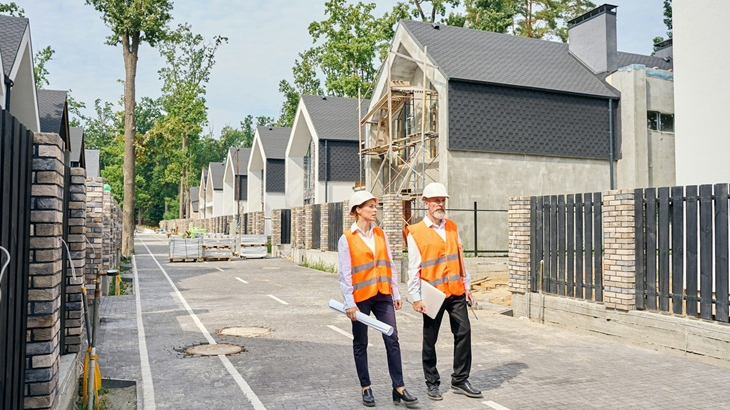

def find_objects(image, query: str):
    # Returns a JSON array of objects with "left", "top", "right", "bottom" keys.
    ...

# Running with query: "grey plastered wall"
[{"left": 448, "top": 81, "right": 618, "bottom": 160}]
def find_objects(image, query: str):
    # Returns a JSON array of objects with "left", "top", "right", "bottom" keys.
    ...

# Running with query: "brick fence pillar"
[
  {"left": 508, "top": 196, "right": 531, "bottom": 294},
  {"left": 304, "top": 205, "right": 313, "bottom": 249},
  {"left": 272, "top": 210, "right": 281, "bottom": 247},
  {"left": 25, "top": 132, "right": 64, "bottom": 409},
  {"left": 292, "top": 207, "right": 305, "bottom": 249},
  {"left": 64, "top": 168, "right": 86, "bottom": 353},
  {"left": 85, "top": 178, "right": 103, "bottom": 289},
  {"left": 602, "top": 189, "right": 636, "bottom": 311},
  {"left": 382, "top": 194, "right": 403, "bottom": 258}
]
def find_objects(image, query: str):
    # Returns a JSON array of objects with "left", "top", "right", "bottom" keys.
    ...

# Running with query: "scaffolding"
[{"left": 359, "top": 47, "right": 440, "bottom": 201}]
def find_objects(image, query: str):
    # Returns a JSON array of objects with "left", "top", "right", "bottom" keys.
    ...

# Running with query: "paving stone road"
[{"left": 96, "top": 234, "right": 730, "bottom": 410}]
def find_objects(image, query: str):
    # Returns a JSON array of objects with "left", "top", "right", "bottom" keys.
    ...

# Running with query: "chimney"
[
  {"left": 568, "top": 4, "right": 618, "bottom": 74},
  {"left": 653, "top": 38, "right": 672, "bottom": 60}
]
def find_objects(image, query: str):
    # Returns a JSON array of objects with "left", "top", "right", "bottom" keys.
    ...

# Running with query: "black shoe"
[
  {"left": 426, "top": 384, "right": 442, "bottom": 401},
  {"left": 392, "top": 388, "right": 418, "bottom": 405},
  {"left": 362, "top": 387, "right": 375, "bottom": 407},
  {"left": 451, "top": 380, "right": 483, "bottom": 398}
]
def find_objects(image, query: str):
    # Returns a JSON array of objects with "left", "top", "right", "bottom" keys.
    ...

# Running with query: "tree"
[
  {"left": 33, "top": 46, "right": 55, "bottom": 88},
  {"left": 652, "top": 0, "right": 672, "bottom": 51},
  {"left": 85, "top": 0, "right": 172, "bottom": 255},
  {"left": 0, "top": 2, "right": 23, "bottom": 16},
  {"left": 554, "top": 0, "right": 596, "bottom": 42},
  {"left": 462, "top": 0, "right": 517, "bottom": 33},
  {"left": 153, "top": 23, "right": 226, "bottom": 219},
  {"left": 407, "top": 0, "right": 461, "bottom": 23}
]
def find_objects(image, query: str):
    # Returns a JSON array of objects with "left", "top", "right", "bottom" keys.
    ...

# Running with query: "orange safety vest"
[
  {"left": 345, "top": 227, "right": 393, "bottom": 303},
  {"left": 407, "top": 218, "right": 465, "bottom": 297}
]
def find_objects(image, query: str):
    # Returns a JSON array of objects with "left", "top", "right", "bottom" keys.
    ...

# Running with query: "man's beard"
[{"left": 433, "top": 209, "right": 446, "bottom": 219}]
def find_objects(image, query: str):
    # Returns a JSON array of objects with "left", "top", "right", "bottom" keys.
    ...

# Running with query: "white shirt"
[
  {"left": 407, "top": 217, "right": 471, "bottom": 302},
  {"left": 338, "top": 222, "right": 400, "bottom": 309}
]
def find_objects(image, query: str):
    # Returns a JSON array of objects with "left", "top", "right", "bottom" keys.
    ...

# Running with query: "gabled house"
[
  {"left": 205, "top": 162, "right": 225, "bottom": 217},
  {"left": 198, "top": 167, "right": 208, "bottom": 219},
  {"left": 37, "top": 89, "right": 71, "bottom": 161},
  {"left": 189, "top": 186, "right": 199, "bottom": 220},
  {"left": 363, "top": 4, "right": 673, "bottom": 250},
  {"left": 248, "top": 126, "right": 290, "bottom": 235},
  {"left": 69, "top": 126, "right": 86, "bottom": 168},
  {"left": 0, "top": 14, "right": 40, "bottom": 132},
  {"left": 285, "top": 95, "right": 368, "bottom": 207},
  {"left": 223, "top": 147, "right": 251, "bottom": 217}
]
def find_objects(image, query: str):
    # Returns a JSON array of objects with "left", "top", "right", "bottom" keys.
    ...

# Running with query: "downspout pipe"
[
  {"left": 608, "top": 99, "right": 615, "bottom": 190},
  {"left": 4, "top": 75, "right": 13, "bottom": 110}
]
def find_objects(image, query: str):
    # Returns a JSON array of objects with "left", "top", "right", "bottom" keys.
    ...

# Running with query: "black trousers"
[
  {"left": 422, "top": 293, "right": 472, "bottom": 386},
  {"left": 351, "top": 292, "right": 404, "bottom": 388}
]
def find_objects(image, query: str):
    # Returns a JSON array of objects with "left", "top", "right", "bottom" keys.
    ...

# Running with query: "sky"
[{"left": 19, "top": 0, "right": 669, "bottom": 137}]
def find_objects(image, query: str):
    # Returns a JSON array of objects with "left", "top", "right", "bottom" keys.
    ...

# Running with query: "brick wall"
[
  {"left": 85, "top": 178, "right": 103, "bottom": 293},
  {"left": 64, "top": 168, "right": 86, "bottom": 354},
  {"left": 381, "top": 194, "right": 403, "bottom": 258},
  {"left": 25, "top": 133, "right": 65, "bottom": 409},
  {"left": 508, "top": 197, "right": 530, "bottom": 294},
  {"left": 304, "top": 205, "right": 313, "bottom": 249},
  {"left": 271, "top": 210, "right": 281, "bottom": 247},
  {"left": 602, "top": 190, "right": 636, "bottom": 311},
  {"left": 320, "top": 205, "right": 329, "bottom": 251},
  {"left": 292, "top": 206, "right": 305, "bottom": 249}
]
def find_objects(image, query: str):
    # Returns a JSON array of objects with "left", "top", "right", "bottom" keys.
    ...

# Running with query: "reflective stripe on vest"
[
  {"left": 345, "top": 227, "right": 393, "bottom": 303},
  {"left": 407, "top": 218, "right": 465, "bottom": 298}
]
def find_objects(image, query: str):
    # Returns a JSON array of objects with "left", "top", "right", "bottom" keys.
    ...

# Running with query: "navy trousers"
[
  {"left": 351, "top": 292, "right": 404, "bottom": 388},
  {"left": 422, "top": 293, "right": 472, "bottom": 386}
]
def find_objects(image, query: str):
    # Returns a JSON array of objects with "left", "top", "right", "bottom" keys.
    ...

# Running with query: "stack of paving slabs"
[
  {"left": 202, "top": 235, "right": 234, "bottom": 261},
  {"left": 168, "top": 237, "right": 203, "bottom": 262},
  {"left": 238, "top": 235, "right": 267, "bottom": 259}
]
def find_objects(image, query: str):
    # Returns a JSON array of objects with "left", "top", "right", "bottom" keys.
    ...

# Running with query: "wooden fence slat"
[
  {"left": 575, "top": 193, "right": 584, "bottom": 299},
  {"left": 557, "top": 196, "right": 566, "bottom": 296},
  {"left": 658, "top": 187, "right": 670, "bottom": 312},
  {"left": 646, "top": 188, "right": 657, "bottom": 310},
  {"left": 542, "top": 197, "right": 550, "bottom": 292},
  {"left": 634, "top": 188, "right": 645, "bottom": 309},
  {"left": 671, "top": 186, "right": 685, "bottom": 314},
  {"left": 550, "top": 196, "right": 558, "bottom": 294},
  {"left": 530, "top": 197, "right": 539, "bottom": 293},
  {"left": 584, "top": 193, "right": 593, "bottom": 301},
  {"left": 593, "top": 192, "right": 603, "bottom": 302},
  {"left": 685, "top": 186, "right": 699, "bottom": 317},
  {"left": 699, "top": 184, "right": 713, "bottom": 320},
  {"left": 567, "top": 195, "right": 575, "bottom": 297},
  {"left": 714, "top": 183, "right": 729, "bottom": 322}
]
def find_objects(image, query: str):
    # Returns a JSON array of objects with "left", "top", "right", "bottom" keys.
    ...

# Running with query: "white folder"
[
  {"left": 328, "top": 299, "right": 394, "bottom": 336},
  {"left": 420, "top": 280, "right": 446, "bottom": 319}
]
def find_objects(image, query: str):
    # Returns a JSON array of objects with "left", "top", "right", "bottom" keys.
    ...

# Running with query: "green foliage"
[
  {"left": 85, "top": 0, "right": 173, "bottom": 48},
  {"left": 463, "top": 0, "right": 517, "bottom": 33},
  {"left": 300, "top": 257, "right": 338, "bottom": 273},
  {"left": 407, "top": 0, "right": 461, "bottom": 23},
  {"left": 663, "top": 0, "right": 672, "bottom": 37},
  {"left": 33, "top": 46, "right": 55, "bottom": 88},
  {"left": 0, "top": 2, "right": 24, "bottom": 16}
]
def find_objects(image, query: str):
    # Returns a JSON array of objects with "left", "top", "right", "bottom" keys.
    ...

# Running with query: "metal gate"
[
  {"left": 280, "top": 209, "right": 291, "bottom": 245},
  {"left": 0, "top": 110, "right": 33, "bottom": 410},
  {"left": 312, "top": 204, "right": 321, "bottom": 249},
  {"left": 327, "top": 202, "right": 343, "bottom": 251}
]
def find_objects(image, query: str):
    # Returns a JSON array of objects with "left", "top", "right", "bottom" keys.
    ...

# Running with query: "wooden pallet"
[
  {"left": 202, "top": 244, "right": 233, "bottom": 249},
  {"left": 203, "top": 256, "right": 233, "bottom": 261},
  {"left": 169, "top": 257, "right": 202, "bottom": 263}
]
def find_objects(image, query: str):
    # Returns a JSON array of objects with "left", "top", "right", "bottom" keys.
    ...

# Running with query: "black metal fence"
[
  {"left": 0, "top": 110, "right": 33, "bottom": 410},
  {"left": 530, "top": 193, "right": 604, "bottom": 301},
  {"left": 280, "top": 209, "right": 291, "bottom": 244},
  {"left": 635, "top": 185, "right": 729, "bottom": 323},
  {"left": 328, "top": 202, "right": 343, "bottom": 251},
  {"left": 312, "top": 204, "right": 321, "bottom": 249}
]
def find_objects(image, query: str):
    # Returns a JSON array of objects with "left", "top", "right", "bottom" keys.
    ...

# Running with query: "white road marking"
[
  {"left": 236, "top": 277, "right": 248, "bottom": 284},
  {"left": 267, "top": 294, "right": 289, "bottom": 305},
  {"left": 214, "top": 267, "right": 224, "bottom": 271},
  {"left": 139, "top": 239, "right": 267, "bottom": 410},
  {"left": 132, "top": 255, "right": 156, "bottom": 410},
  {"left": 483, "top": 400, "right": 511, "bottom": 410},
  {"left": 327, "top": 325, "right": 373, "bottom": 347}
]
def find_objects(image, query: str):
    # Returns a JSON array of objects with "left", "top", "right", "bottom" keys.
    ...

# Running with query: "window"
[{"left": 647, "top": 111, "right": 674, "bottom": 132}]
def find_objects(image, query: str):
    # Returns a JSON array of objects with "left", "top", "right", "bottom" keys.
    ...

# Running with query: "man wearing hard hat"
[
  {"left": 406, "top": 182, "right": 482, "bottom": 400},
  {"left": 338, "top": 190, "right": 418, "bottom": 407}
]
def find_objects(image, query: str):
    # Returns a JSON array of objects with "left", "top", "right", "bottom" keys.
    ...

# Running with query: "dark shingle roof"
[
  {"left": 300, "top": 95, "right": 370, "bottom": 142},
  {"left": 0, "top": 15, "right": 28, "bottom": 75},
  {"left": 616, "top": 52, "right": 672, "bottom": 70},
  {"left": 208, "top": 162, "right": 225, "bottom": 190},
  {"left": 69, "top": 127, "right": 84, "bottom": 162},
  {"left": 37, "top": 89, "right": 68, "bottom": 133},
  {"left": 401, "top": 20, "right": 619, "bottom": 98},
  {"left": 256, "top": 126, "right": 291, "bottom": 159},
  {"left": 228, "top": 147, "right": 251, "bottom": 176}
]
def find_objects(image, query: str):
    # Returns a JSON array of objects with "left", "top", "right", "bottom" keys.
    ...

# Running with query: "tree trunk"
[{"left": 121, "top": 33, "right": 139, "bottom": 256}]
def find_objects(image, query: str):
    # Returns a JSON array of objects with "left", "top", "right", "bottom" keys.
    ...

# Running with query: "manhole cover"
[
  {"left": 185, "top": 343, "right": 243, "bottom": 356},
  {"left": 218, "top": 326, "right": 271, "bottom": 337}
]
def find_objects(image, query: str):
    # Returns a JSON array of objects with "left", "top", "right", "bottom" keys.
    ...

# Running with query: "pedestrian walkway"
[{"left": 95, "top": 234, "right": 730, "bottom": 410}]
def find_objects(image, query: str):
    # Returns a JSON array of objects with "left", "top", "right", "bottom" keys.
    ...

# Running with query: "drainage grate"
[
  {"left": 218, "top": 326, "right": 272, "bottom": 338},
  {"left": 184, "top": 343, "right": 244, "bottom": 356}
]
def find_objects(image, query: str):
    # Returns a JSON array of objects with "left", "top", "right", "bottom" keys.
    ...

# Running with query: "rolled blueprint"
[{"left": 328, "top": 299, "right": 394, "bottom": 336}]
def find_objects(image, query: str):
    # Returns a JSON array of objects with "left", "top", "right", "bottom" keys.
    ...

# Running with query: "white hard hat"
[
  {"left": 349, "top": 190, "right": 376, "bottom": 212},
  {"left": 422, "top": 182, "right": 449, "bottom": 199}
]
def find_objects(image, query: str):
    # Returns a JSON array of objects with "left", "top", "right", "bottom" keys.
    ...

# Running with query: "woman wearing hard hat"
[{"left": 338, "top": 190, "right": 418, "bottom": 407}]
